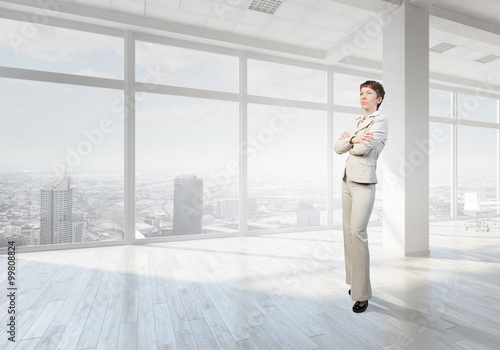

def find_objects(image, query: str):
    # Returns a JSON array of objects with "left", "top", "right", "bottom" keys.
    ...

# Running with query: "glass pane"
[
  {"left": 457, "top": 93, "right": 498, "bottom": 123},
  {"left": 457, "top": 125, "right": 497, "bottom": 215},
  {"left": 333, "top": 113, "right": 353, "bottom": 226},
  {"left": 247, "top": 105, "right": 327, "bottom": 230},
  {"left": 0, "top": 78, "right": 124, "bottom": 247},
  {"left": 248, "top": 59, "right": 327, "bottom": 103},
  {"left": 0, "top": 17, "right": 124, "bottom": 79},
  {"left": 429, "top": 123, "right": 452, "bottom": 218},
  {"left": 334, "top": 73, "right": 380, "bottom": 108},
  {"left": 136, "top": 41, "right": 238, "bottom": 92},
  {"left": 429, "top": 88, "right": 452, "bottom": 118},
  {"left": 136, "top": 94, "right": 239, "bottom": 237}
]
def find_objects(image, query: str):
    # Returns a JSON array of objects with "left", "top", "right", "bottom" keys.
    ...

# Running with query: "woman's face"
[{"left": 360, "top": 86, "right": 382, "bottom": 111}]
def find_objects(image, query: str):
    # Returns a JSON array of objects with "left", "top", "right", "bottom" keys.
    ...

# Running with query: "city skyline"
[{"left": 1, "top": 166, "right": 497, "bottom": 247}]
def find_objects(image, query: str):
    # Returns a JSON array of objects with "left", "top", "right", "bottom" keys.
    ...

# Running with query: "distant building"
[
  {"left": 73, "top": 222, "right": 87, "bottom": 243},
  {"left": 173, "top": 175, "right": 203, "bottom": 235},
  {"left": 40, "top": 176, "right": 73, "bottom": 245},
  {"left": 4, "top": 225, "right": 21, "bottom": 235},
  {"left": 248, "top": 197, "right": 257, "bottom": 216},
  {"left": 297, "top": 202, "right": 320, "bottom": 227},
  {"left": 144, "top": 214, "right": 161, "bottom": 229},
  {"left": 216, "top": 198, "right": 258, "bottom": 219},
  {"left": 216, "top": 199, "right": 238, "bottom": 219},
  {"left": 135, "top": 222, "right": 156, "bottom": 237},
  {"left": 31, "top": 226, "right": 40, "bottom": 246}
]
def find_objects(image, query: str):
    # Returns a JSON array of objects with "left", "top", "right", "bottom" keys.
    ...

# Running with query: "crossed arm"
[{"left": 334, "top": 116, "right": 388, "bottom": 156}]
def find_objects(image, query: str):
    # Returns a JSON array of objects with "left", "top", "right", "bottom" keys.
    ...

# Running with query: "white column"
[
  {"left": 125, "top": 30, "right": 135, "bottom": 244},
  {"left": 327, "top": 66, "right": 335, "bottom": 228},
  {"left": 239, "top": 51, "right": 248, "bottom": 235},
  {"left": 382, "top": 1, "right": 430, "bottom": 256}
]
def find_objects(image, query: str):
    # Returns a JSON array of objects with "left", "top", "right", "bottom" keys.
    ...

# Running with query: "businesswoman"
[{"left": 334, "top": 81, "right": 387, "bottom": 313}]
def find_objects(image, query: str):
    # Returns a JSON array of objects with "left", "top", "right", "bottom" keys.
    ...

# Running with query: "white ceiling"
[
  {"left": 72, "top": 0, "right": 377, "bottom": 51},
  {"left": 2, "top": 0, "right": 500, "bottom": 88}
]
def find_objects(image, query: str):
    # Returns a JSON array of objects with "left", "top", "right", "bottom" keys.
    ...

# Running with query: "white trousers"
[{"left": 342, "top": 176, "right": 375, "bottom": 301}]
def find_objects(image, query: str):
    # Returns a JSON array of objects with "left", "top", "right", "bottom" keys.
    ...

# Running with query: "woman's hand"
[
  {"left": 339, "top": 132, "right": 350, "bottom": 140},
  {"left": 351, "top": 132, "right": 374, "bottom": 145}
]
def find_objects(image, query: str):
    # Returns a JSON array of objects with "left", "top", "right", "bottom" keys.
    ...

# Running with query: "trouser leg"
[
  {"left": 342, "top": 178, "right": 353, "bottom": 285},
  {"left": 345, "top": 179, "right": 375, "bottom": 301}
]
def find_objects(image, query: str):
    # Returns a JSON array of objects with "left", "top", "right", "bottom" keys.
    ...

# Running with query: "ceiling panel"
[
  {"left": 315, "top": 27, "right": 347, "bottom": 43},
  {"left": 179, "top": 0, "right": 213, "bottom": 17},
  {"left": 274, "top": 1, "right": 312, "bottom": 21},
  {"left": 264, "top": 16, "right": 299, "bottom": 33},
  {"left": 209, "top": 5, "right": 245, "bottom": 22},
  {"left": 289, "top": 0, "right": 322, "bottom": 7},
  {"left": 315, "top": 0, "right": 349, "bottom": 15},
  {"left": 239, "top": 9, "right": 274, "bottom": 27},
  {"left": 289, "top": 22, "right": 323, "bottom": 38}
]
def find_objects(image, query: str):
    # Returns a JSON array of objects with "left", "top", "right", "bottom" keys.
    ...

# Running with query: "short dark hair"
[{"left": 360, "top": 80, "right": 385, "bottom": 110}]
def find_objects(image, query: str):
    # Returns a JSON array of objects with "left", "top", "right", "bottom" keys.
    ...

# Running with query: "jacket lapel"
[{"left": 353, "top": 110, "right": 381, "bottom": 135}]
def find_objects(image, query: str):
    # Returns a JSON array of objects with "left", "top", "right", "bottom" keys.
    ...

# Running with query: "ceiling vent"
[
  {"left": 248, "top": 0, "right": 283, "bottom": 15},
  {"left": 474, "top": 54, "right": 500, "bottom": 64},
  {"left": 429, "top": 42, "right": 457, "bottom": 53}
]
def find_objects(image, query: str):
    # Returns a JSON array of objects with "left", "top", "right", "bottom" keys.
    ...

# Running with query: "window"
[
  {"left": 457, "top": 125, "right": 497, "bottom": 215},
  {"left": 429, "top": 88, "right": 452, "bottom": 118},
  {"left": 0, "top": 78, "right": 124, "bottom": 247},
  {"left": 334, "top": 73, "right": 379, "bottom": 108},
  {"left": 333, "top": 113, "right": 353, "bottom": 225},
  {"left": 135, "top": 94, "right": 239, "bottom": 237},
  {"left": 247, "top": 105, "right": 327, "bottom": 230},
  {"left": 457, "top": 93, "right": 498, "bottom": 123},
  {"left": 136, "top": 41, "right": 238, "bottom": 92},
  {"left": 429, "top": 123, "right": 452, "bottom": 218},
  {"left": 0, "top": 17, "right": 123, "bottom": 79},
  {"left": 248, "top": 59, "right": 327, "bottom": 102}
]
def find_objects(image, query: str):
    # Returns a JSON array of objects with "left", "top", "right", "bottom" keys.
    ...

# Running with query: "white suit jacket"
[{"left": 334, "top": 110, "right": 388, "bottom": 184}]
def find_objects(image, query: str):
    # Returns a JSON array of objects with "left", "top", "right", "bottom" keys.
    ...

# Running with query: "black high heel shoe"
[{"left": 352, "top": 300, "right": 368, "bottom": 313}]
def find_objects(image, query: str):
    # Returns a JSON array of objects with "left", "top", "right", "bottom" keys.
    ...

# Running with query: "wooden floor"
[{"left": 1, "top": 221, "right": 500, "bottom": 350}]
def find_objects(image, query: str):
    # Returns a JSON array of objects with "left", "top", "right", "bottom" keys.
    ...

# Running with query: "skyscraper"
[
  {"left": 73, "top": 222, "right": 87, "bottom": 243},
  {"left": 173, "top": 175, "right": 203, "bottom": 235},
  {"left": 40, "top": 176, "right": 73, "bottom": 245}
]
